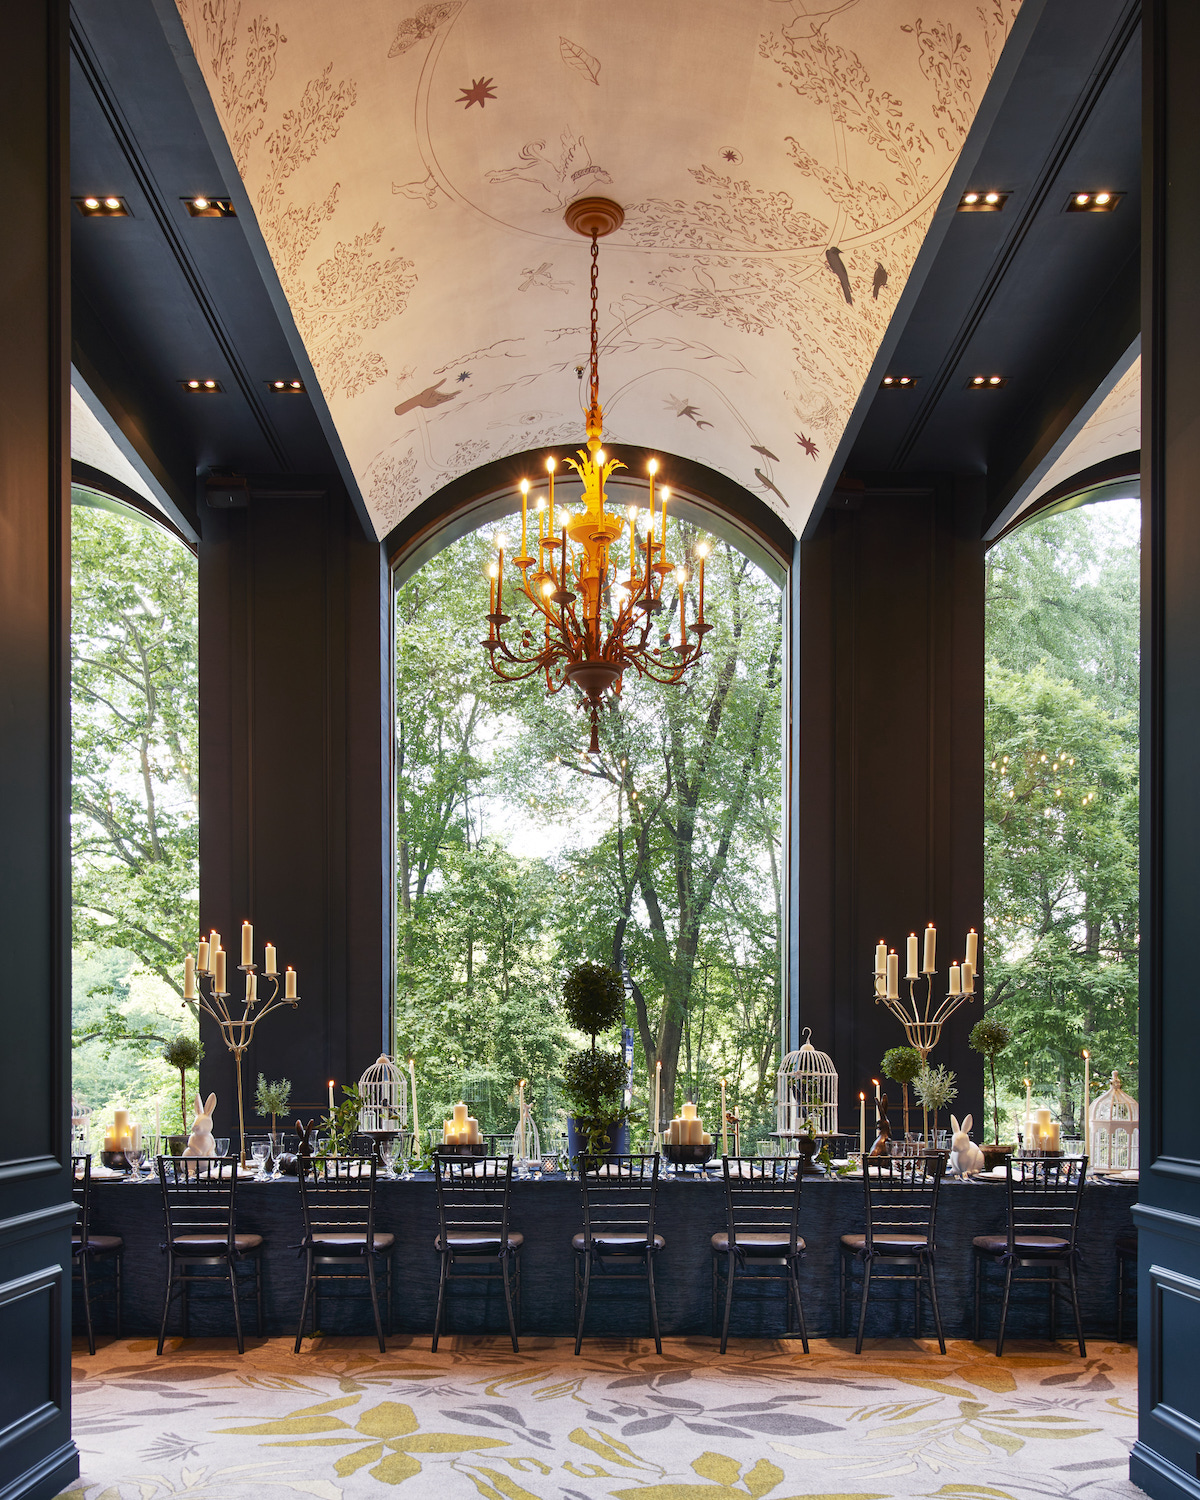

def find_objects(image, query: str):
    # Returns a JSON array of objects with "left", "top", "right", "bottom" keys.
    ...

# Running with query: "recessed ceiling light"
[
  {"left": 268, "top": 379, "right": 306, "bottom": 393},
  {"left": 1066, "top": 190, "right": 1122, "bottom": 213},
  {"left": 183, "top": 196, "right": 236, "bottom": 218},
  {"left": 967, "top": 375, "right": 1009, "bottom": 388},
  {"left": 181, "top": 379, "right": 224, "bottom": 393},
  {"left": 881, "top": 375, "right": 918, "bottom": 388},
  {"left": 75, "top": 195, "right": 130, "bottom": 217},
  {"left": 957, "top": 189, "right": 1009, "bottom": 213}
]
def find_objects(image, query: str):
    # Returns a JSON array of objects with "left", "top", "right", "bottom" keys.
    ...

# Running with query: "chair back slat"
[
  {"left": 158, "top": 1156, "right": 239, "bottom": 1247},
  {"left": 862, "top": 1153, "right": 946, "bottom": 1247},
  {"left": 297, "top": 1157, "right": 378, "bottom": 1241},
  {"left": 72, "top": 1154, "right": 91, "bottom": 1240},
  {"left": 579, "top": 1155, "right": 659, "bottom": 1248},
  {"left": 721, "top": 1156, "right": 803, "bottom": 1252},
  {"left": 434, "top": 1155, "right": 513, "bottom": 1245},
  {"left": 1005, "top": 1156, "right": 1088, "bottom": 1248}
]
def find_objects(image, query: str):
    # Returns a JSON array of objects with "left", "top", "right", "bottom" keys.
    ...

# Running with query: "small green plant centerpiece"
[
  {"left": 881, "top": 1045, "right": 923, "bottom": 1139},
  {"left": 914, "top": 1063, "right": 958, "bottom": 1146},
  {"left": 162, "top": 1033, "right": 204, "bottom": 1148},
  {"left": 254, "top": 1074, "right": 292, "bottom": 1141},
  {"left": 318, "top": 1084, "right": 362, "bottom": 1160},
  {"left": 562, "top": 961, "right": 628, "bottom": 1160},
  {"left": 969, "top": 1015, "right": 1014, "bottom": 1167}
]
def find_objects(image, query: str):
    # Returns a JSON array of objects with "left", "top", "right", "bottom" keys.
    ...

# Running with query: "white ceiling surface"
[
  {"left": 176, "top": 0, "right": 1022, "bottom": 540},
  {"left": 70, "top": 385, "right": 160, "bottom": 506},
  {"left": 1023, "top": 356, "right": 1141, "bottom": 511}
]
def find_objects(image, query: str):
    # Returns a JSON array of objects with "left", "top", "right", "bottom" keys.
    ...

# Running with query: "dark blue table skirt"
[{"left": 81, "top": 1172, "right": 1136, "bottom": 1343}]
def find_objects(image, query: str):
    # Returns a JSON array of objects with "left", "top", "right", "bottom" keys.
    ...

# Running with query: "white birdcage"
[
  {"left": 776, "top": 1028, "right": 839, "bottom": 1135},
  {"left": 356, "top": 1054, "right": 409, "bottom": 1132},
  {"left": 1089, "top": 1069, "right": 1139, "bottom": 1170}
]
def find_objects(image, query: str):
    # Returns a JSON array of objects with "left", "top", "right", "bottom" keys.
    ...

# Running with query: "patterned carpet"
[{"left": 62, "top": 1335, "right": 1139, "bottom": 1500}]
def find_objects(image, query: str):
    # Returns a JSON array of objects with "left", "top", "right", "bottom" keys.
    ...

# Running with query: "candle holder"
[
  {"left": 870, "top": 968, "right": 975, "bottom": 1066},
  {"left": 186, "top": 946, "right": 299, "bottom": 1167},
  {"left": 662, "top": 1142, "right": 715, "bottom": 1174}
]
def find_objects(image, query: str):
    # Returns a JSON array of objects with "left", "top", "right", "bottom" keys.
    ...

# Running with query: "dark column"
[
  {"left": 1132, "top": 3, "right": 1200, "bottom": 1494},
  {"left": 0, "top": 6, "right": 79, "bottom": 1499},
  {"left": 198, "top": 490, "right": 390, "bottom": 1137},
  {"left": 795, "top": 480, "right": 986, "bottom": 1136}
]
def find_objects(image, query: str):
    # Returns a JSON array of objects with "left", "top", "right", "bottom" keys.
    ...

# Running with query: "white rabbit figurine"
[
  {"left": 183, "top": 1092, "right": 217, "bottom": 1157},
  {"left": 949, "top": 1113, "right": 984, "bottom": 1176}
]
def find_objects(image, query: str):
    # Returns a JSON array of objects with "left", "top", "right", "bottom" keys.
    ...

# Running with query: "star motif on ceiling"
[
  {"left": 458, "top": 77, "right": 496, "bottom": 109},
  {"left": 721, "top": 148, "right": 742, "bottom": 163},
  {"left": 456, "top": 370, "right": 471, "bottom": 382},
  {"left": 796, "top": 432, "right": 819, "bottom": 458}
]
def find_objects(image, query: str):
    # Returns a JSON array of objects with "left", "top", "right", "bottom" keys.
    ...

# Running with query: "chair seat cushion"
[
  {"left": 171, "top": 1233, "right": 263, "bottom": 1254},
  {"left": 310, "top": 1232, "right": 394, "bottom": 1252},
  {"left": 1116, "top": 1233, "right": 1138, "bottom": 1256},
  {"left": 435, "top": 1231, "right": 523, "bottom": 1254},
  {"left": 710, "top": 1232, "right": 804, "bottom": 1256},
  {"left": 841, "top": 1232, "right": 930, "bottom": 1255},
  {"left": 973, "top": 1233, "right": 1070, "bottom": 1257},
  {"left": 572, "top": 1232, "right": 665, "bottom": 1254},
  {"left": 72, "top": 1234, "right": 122, "bottom": 1254}
]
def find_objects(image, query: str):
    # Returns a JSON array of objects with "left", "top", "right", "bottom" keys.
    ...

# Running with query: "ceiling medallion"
[{"left": 482, "top": 197, "right": 712, "bottom": 753}]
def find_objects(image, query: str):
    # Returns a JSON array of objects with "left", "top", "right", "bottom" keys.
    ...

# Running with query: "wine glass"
[
  {"left": 214, "top": 1137, "right": 230, "bottom": 1159},
  {"left": 123, "top": 1143, "right": 147, "bottom": 1181},
  {"left": 250, "top": 1139, "right": 270, "bottom": 1179}
]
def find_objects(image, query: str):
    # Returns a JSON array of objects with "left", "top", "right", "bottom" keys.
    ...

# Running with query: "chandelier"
[{"left": 483, "top": 197, "right": 711, "bottom": 753}]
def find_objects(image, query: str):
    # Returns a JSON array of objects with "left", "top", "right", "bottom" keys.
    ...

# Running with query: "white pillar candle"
[
  {"left": 682, "top": 1101, "right": 697, "bottom": 1121},
  {"left": 241, "top": 920, "right": 253, "bottom": 966},
  {"left": 184, "top": 953, "right": 196, "bottom": 999},
  {"left": 453, "top": 1101, "right": 468, "bottom": 1126},
  {"left": 906, "top": 933, "right": 919, "bottom": 980},
  {"left": 264, "top": 943, "right": 277, "bottom": 976},
  {"left": 923, "top": 924, "right": 936, "bottom": 974},
  {"left": 965, "top": 928, "right": 978, "bottom": 970},
  {"left": 245, "top": 970, "right": 255, "bottom": 1002},
  {"left": 467, "top": 1116, "right": 480, "bottom": 1144},
  {"left": 210, "top": 929, "right": 221, "bottom": 954},
  {"left": 197, "top": 937, "right": 210, "bottom": 972},
  {"left": 285, "top": 965, "right": 297, "bottom": 998},
  {"left": 214, "top": 947, "right": 226, "bottom": 993},
  {"left": 962, "top": 960, "right": 974, "bottom": 994},
  {"left": 886, "top": 951, "right": 899, "bottom": 999},
  {"left": 874, "top": 940, "right": 886, "bottom": 976},
  {"left": 949, "top": 963, "right": 961, "bottom": 996}
]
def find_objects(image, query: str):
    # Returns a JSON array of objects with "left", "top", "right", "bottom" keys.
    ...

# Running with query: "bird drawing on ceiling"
[
  {"left": 754, "top": 468, "right": 789, "bottom": 507},
  {"left": 751, "top": 443, "right": 780, "bottom": 462},
  {"left": 457, "top": 77, "right": 496, "bottom": 109},
  {"left": 395, "top": 381, "right": 458, "bottom": 417},
  {"left": 518, "top": 262, "right": 571, "bottom": 294},
  {"left": 825, "top": 246, "right": 853, "bottom": 305},
  {"left": 392, "top": 171, "right": 442, "bottom": 209},
  {"left": 873, "top": 261, "right": 888, "bottom": 300},
  {"left": 796, "top": 432, "right": 819, "bottom": 459},
  {"left": 665, "top": 394, "right": 713, "bottom": 430}
]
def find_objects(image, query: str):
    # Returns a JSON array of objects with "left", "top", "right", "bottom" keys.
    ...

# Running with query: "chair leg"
[
  {"left": 710, "top": 1254, "right": 717, "bottom": 1338},
  {"left": 1067, "top": 1259, "right": 1086, "bottom": 1357},
  {"left": 229, "top": 1259, "right": 245, "bottom": 1355},
  {"left": 157, "top": 1255, "right": 175, "bottom": 1356},
  {"left": 387, "top": 1255, "right": 394, "bottom": 1338},
  {"left": 925, "top": 1256, "right": 946, "bottom": 1355},
  {"left": 973, "top": 1251, "right": 981, "bottom": 1341},
  {"left": 255, "top": 1255, "right": 264, "bottom": 1337},
  {"left": 1049, "top": 1265, "right": 1058, "bottom": 1341},
  {"left": 432, "top": 1253, "right": 449, "bottom": 1352},
  {"left": 719, "top": 1253, "right": 736, "bottom": 1355},
  {"left": 366, "top": 1255, "right": 385, "bottom": 1354},
  {"left": 181, "top": 1269, "right": 190, "bottom": 1339},
  {"left": 79, "top": 1255, "right": 96, "bottom": 1356},
  {"left": 115, "top": 1251, "right": 123, "bottom": 1339},
  {"left": 913, "top": 1264, "right": 921, "bottom": 1340},
  {"left": 854, "top": 1256, "right": 872, "bottom": 1356},
  {"left": 789, "top": 1258, "right": 809, "bottom": 1355},
  {"left": 1117, "top": 1255, "right": 1125, "bottom": 1342},
  {"left": 646, "top": 1256, "right": 662, "bottom": 1357},
  {"left": 996, "top": 1261, "right": 1014, "bottom": 1358},
  {"left": 294, "top": 1251, "right": 314, "bottom": 1354},
  {"left": 839, "top": 1250, "right": 847, "bottom": 1338},
  {"left": 501, "top": 1253, "right": 519, "bottom": 1353},
  {"left": 574, "top": 1254, "right": 591, "bottom": 1357}
]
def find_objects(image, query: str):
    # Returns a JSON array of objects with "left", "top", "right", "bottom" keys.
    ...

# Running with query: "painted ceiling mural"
[
  {"left": 1024, "top": 355, "right": 1140, "bottom": 513},
  {"left": 176, "top": 0, "right": 1023, "bottom": 539}
]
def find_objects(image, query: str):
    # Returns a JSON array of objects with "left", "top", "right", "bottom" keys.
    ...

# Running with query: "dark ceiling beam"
[{"left": 982, "top": 254, "right": 1139, "bottom": 538}]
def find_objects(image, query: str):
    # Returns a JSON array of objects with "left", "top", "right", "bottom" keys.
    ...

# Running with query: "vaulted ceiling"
[{"left": 171, "top": 0, "right": 1023, "bottom": 538}]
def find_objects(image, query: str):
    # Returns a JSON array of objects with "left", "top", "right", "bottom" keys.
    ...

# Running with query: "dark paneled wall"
[
  {"left": 0, "top": 5, "right": 79, "bottom": 1499},
  {"left": 1132, "top": 2, "right": 1200, "bottom": 1494},
  {"left": 198, "top": 492, "right": 390, "bottom": 1127},
  {"left": 795, "top": 481, "right": 986, "bottom": 1133}
]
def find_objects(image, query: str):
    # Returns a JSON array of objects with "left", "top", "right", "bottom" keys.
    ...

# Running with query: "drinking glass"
[
  {"left": 250, "top": 1140, "right": 270, "bottom": 1179},
  {"left": 123, "top": 1144, "right": 147, "bottom": 1181},
  {"left": 377, "top": 1138, "right": 397, "bottom": 1179},
  {"left": 214, "top": 1137, "right": 230, "bottom": 1158}
]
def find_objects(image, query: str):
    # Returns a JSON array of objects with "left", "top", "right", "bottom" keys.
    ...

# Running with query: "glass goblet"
[
  {"left": 214, "top": 1137, "right": 230, "bottom": 1158},
  {"left": 250, "top": 1140, "right": 270, "bottom": 1179},
  {"left": 123, "top": 1144, "right": 147, "bottom": 1181}
]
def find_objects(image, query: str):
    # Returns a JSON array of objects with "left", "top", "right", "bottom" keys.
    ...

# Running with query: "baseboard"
[
  {"left": 1132, "top": 1440, "right": 1200, "bottom": 1499},
  {"left": 0, "top": 1442, "right": 78, "bottom": 1500}
]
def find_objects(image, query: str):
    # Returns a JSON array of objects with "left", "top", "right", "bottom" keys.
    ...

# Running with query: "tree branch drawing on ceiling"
[
  {"left": 178, "top": 0, "right": 413, "bottom": 400},
  {"left": 485, "top": 129, "right": 612, "bottom": 208},
  {"left": 388, "top": 2, "right": 462, "bottom": 59},
  {"left": 626, "top": 165, "right": 828, "bottom": 254}
]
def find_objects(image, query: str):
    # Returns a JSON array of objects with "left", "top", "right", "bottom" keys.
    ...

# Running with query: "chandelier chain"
[{"left": 589, "top": 231, "right": 600, "bottom": 414}]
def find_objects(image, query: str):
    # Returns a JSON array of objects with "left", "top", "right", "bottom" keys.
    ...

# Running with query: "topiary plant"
[
  {"left": 254, "top": 1074, "right": 292, "bottom": 1137},
  {"left": 914, "top": 1063, "right": 958, "bottom": 1145},
  {"left": 881, "top": 1046, "right": 923, "bottom": 1138},
  {"left": 562, "top": 962, "right": 626, "bottom": 1156},
  {"left": 969, "top": 1015, "right": 1013, "bottom": 1144},
  {"left": 162, "top": 1033, "right": 204, "bottom": 1132}
]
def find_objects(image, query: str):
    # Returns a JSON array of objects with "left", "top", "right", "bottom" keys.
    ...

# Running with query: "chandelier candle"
[{"left": 482, "top": 197, "right": 712, "bottom": 754}]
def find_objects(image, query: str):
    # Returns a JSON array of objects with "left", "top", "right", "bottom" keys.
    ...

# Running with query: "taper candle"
[
  {"left": 653, "top": 1059, "right": 661, "bottom": 1138},
  {"left": 859, "top": 1092, "right": 867, "bottom": 1156},
  {"left": 721, "top": 1077, "right": 728, "bottom": 1156},
  {"left": 408, "top": 1057, "right": 420, "bottom": 1151},
  {"left": 1024, "top": 1077, "right": 1032, "bottom": 1141},
  {"left": 328, "top": 1080, "right": 335, "bottom": 1114},
  {"left": 923, "top": 923, "right": 936, "bottom": 974},
  {"left": 873, "top": 1078, "right": 881, "bottom": 1104},
  {"left": 547, "top": 456, "right": 556, "bottom": 537},
  {"left": 1082, "top": 1049, "right": 1090, "bottom": 1157},
  {"left": 519, "top": 478, "right": 529, "bottom": 556}
]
